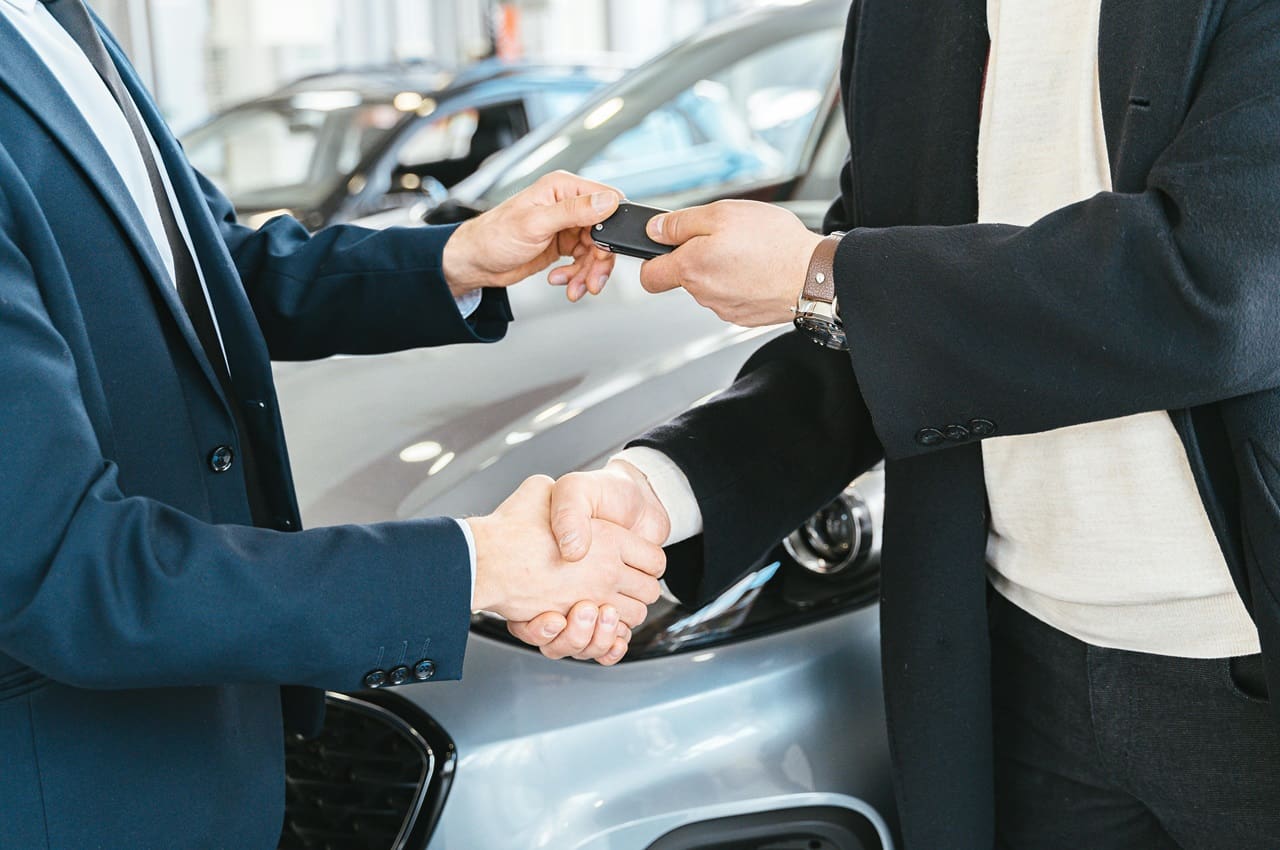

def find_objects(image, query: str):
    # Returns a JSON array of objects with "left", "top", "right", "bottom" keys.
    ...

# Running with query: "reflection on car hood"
[{"left": 274, "top": 262, "right": 786, "bottom": 528}]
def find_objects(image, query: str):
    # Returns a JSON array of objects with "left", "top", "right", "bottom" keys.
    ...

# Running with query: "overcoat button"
[
  {"left": 389, "top": 666, "right": 410, "bottom": 686},
  {"left": 363, "top": 669, "right": 388, "bottom": 689},
  {"left": 413, "top": 659, "right": 436, "bottom": 681},
  {"left": 943, "top": 424, "right": 970, "bottom": 442}
]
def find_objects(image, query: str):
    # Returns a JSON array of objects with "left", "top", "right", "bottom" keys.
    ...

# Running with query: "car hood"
[{"left": 273, "top": 262, "right": 786, "bottom": 529}]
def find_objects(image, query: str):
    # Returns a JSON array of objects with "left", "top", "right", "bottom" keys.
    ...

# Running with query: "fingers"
[
  {"left": 548, "top": 234, "right": 616, "bottom": 301},
  {"left": 608, "top": 593, "right": 650, "bottom": 628},
  {"left": 595, "top": 626, "right": 631, "bottom": 666},
  {"left": 507, "top": 612, "right": 569, "bottom": 648},
  {"left": 527, "top": 189, "right": 620, "bottom": 240},
  {"left": 537, "top": 601, "right": 602, "bottom": 661},
  {"left": 646, "top": 204, "right": 719, "bottom": 246},
  {"left": 573, "top": 605, "right": 622, "bottom": 661},
  {"left": 639, "top": 250, "right": 689, "bottom": 294},
  {"left": 615, "top": 566, "right": 662, "bottom": 612},
  {"left": 608, "top": 523, "right": 667, "bottom": 579},
  {"left": 514, "top": 608, "right": 632, "bottom": 665}
]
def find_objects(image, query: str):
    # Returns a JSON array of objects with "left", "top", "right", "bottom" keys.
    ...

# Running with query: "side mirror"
[{"left": 424, "top": 197, "right": 486, "bottom": 225}]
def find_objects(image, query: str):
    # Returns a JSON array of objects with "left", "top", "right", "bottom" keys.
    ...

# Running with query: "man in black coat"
[{"left": 517, "top": 0, "right": 1280, "bottom": 846}]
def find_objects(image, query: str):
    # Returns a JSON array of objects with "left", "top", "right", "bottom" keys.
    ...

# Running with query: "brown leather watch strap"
[{"left": 802, "top": 232, "right": 844, "bottom": 303}]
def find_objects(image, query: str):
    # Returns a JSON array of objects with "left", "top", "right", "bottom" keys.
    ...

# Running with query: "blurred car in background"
[
  {"left": 183, "top": 60, "right": 623, "bottom": 230},
  {"left": 354, "top": 0, "right": 851, "bottom": 234},
  {"left": 272, "top": 2, "right": 896, "bottom": 849}
]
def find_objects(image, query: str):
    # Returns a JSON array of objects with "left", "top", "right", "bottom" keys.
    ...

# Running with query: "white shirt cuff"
[
  {"left": 455, "top": 517, "right": 478, "bottom": 611},
  {"left": 611, "top": 447, "right": 704, "bottom": 546},
  {"left": 454, "top": 288, "right": 483, "bottom": 320}
]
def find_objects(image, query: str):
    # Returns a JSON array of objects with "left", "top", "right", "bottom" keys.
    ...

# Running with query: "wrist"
[
  {"left": 792, "top": 231, "right": 826, "bottom": 303},
  {"left": 442, "top": 219, "right": 484, "bottom": 298},
  {"left": 464, "top": 515, "right": 500, "bottom": 612}
]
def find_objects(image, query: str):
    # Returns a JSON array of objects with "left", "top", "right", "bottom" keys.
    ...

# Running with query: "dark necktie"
[{"left": 40, "top": 0, "right": 271, "bottom": 526}]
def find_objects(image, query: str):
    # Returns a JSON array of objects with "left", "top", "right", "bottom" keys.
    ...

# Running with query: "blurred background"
[{"left": 92, "top": 0, "right": 800, "bottom": 132}]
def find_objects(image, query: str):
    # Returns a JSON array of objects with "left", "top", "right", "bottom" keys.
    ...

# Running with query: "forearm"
[
  {"left": 629, "top": 332, "right": 882, "bottom": 603},
  {"left": 840, "top": 0, "right": 1280, "bottom": 458},
  {"left": 841, "top": 185, "right": 1280, "bottom": 458},
  {"left": 198, "top": 172, "right": 511, "bottom": 360}
]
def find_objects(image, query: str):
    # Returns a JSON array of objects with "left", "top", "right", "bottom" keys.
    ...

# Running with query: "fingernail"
[
  {"left": 549, "top": 270, "right": 567, "bottom": 285},
  {"left": 594, "top": 273, "right": 609, "bottom": 292},
  {"left": 559, "top": 532, "right": 579, "bottom": 551},
  {"left": 607, "top": 647, "right": 624, "bottom": 661},
  {"left": 648, "top": 215, "right": 665, "bottom": 238},
  {"left": 542, "top": 621, "right": 561, "bottom": 638},
  {"left": 601, "top": 607, "right": 618, "bottom": 627},
  {"left": 577, "top": 605, "right": 598, "bottom": 624},
  {"left": 591, "top": 191, "right": 616, "bottom": 213}
]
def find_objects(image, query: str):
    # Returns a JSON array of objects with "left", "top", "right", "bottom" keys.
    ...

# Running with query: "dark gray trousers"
[{"left": 989, "top": 589, "right": 1280, "bottom": 849}]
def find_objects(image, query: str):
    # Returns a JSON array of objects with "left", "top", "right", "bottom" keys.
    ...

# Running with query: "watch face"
[{"left": 795, "top": 315, "right": 848, "bottom": 350}]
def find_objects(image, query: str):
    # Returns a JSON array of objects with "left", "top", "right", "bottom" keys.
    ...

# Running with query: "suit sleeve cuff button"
[{"left": 915, "top": 428, "right": 945, "bottom": 447}]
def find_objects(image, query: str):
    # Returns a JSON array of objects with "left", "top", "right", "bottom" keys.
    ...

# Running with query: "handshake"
[{"left": 465, "top": 461, "right": 669, "bottom": 666}]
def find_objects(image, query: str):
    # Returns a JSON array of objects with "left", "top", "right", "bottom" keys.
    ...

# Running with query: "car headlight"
[{"left": 471, "top": 466, "right": 884, "bottom": 661}]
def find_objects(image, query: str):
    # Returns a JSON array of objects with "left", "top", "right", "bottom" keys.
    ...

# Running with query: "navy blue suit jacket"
[{"left": 0, "top": 11, "right": 511, "bottom": 849}]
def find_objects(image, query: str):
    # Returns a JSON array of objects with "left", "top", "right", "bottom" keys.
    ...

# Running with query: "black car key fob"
[{"left": 591, "top": 202, "right": 673, "bottom": 261}]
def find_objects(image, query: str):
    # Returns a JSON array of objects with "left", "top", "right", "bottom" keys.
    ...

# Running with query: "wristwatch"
[{"left": 793, "top": 232, "right": 847, "bottom": 350}]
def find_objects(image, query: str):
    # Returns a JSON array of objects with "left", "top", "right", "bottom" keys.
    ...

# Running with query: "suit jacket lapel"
[
  {"left": 846, "top": 0, "right": 988, "bottom": 229},
  {"left": 96, "top": 18, "right": 273, "bottom": 401},
  {"left": 1098, "top": 0, "right": 1221, "bottom": 191},
  {"left": 0, "top": 13, "right": 228, "bottom": 403}
]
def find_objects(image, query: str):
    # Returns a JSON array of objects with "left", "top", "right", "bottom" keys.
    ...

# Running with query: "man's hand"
[
  {"left": 441, "top": 171, "right": 621, "bottom": 300},
  {"left": 506, "top": 460, "right": 672, "bottom": 665},
  {"left": 640, "top": 200, "right": 824, "bottom": 327},
  {"left": 467, "top": 475, "right": 665, "bottom": 626}
]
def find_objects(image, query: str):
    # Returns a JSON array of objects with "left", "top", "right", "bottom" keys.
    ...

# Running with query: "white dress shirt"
[
  {"left": 1, "top": 0, "right": 480, "bottom": 602},
  {"left": 619, "top": 0, "right": 1259, "bottom": 658}
]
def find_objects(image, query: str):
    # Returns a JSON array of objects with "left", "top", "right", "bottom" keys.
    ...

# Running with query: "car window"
[
  {"left": 536, "top": 86, "right": 603, "bottom": 124},
  {"left": 184, "top": 97, "right": 402, "bottom": 209},
  {"left": 482, "top": 27, "right": 842, "bottom": 204},
  {"left": 389, "top": 101, "right": 530, "bottom": 191},
  {"left": 397, "top": 109, "right": 482, "bottom": 167},
  {"left": 792, "top": 109, "right": 849, "bottom": 202}
]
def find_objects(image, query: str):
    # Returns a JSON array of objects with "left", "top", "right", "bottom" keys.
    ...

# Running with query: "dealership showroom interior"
[{"left": 4, "top": 0, "right": 1280, "bottom": 848}]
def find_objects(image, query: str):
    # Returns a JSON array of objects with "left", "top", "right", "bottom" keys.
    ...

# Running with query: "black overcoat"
[{"left": 635, "top": 0, "right": 1280, "bottom": 845}]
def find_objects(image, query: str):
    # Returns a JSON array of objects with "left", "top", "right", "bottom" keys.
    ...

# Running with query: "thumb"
[
  {"left": 550, "top": 472, "right": 602, "bottom": 562},
  {"left": 532, "top": 190, "right": 620, "bottom": 238}
]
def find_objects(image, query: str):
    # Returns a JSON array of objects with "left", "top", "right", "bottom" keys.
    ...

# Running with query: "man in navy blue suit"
[{"left": 0, "top": 0, "right": 665, "bottom": 846}]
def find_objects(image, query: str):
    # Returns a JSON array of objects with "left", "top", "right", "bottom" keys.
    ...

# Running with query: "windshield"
[
  {"left": 183, "top": 94, "right": 407, "bottom": 211},
  {"left": 472, "top": 16, "right": 844, "bottom": 208}
]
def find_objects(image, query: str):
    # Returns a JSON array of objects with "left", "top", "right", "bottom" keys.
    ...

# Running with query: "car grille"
[{"left": 279, "top": 692, "right": 455, "bottom": 850}]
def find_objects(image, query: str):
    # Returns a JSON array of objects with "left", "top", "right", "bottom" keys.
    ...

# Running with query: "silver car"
[{"left": 274, "top": 2, "right": 897, "bottom": 848}]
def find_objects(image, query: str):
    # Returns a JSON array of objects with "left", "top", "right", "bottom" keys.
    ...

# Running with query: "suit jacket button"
[
  {"left": 915, "top": 428, "right": 945, "bottom": 447},
  {"left": 363, "top": 669, "right": 388, "bottom": 689},
  {"left": 969, "top": 418, "right": 997, "bottom": 437},
  {"left": 389, "top": 666, "right": 410, "bottom": 686},
  {"left": 943, "top": 424, "right": 970, "bottom": 442},
  {"left": 413, "top": 659, "right": 436, "bottom": 681},
  {"left": 209, "top": 446, "right": 235, "bottom": 473}
]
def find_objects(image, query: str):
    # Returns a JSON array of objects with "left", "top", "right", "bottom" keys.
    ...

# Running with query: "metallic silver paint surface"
[{"left": 414, "top": 609, "right": 892, "bottom": 850}]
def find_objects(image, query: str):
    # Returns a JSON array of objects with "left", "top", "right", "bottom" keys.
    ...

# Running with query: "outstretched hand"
[
  {"left": 441, "top": 170, "right": 622, "bottom": 300},
  {"left": 506, "top": 461, "right": 671, "bottom": 665}
]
